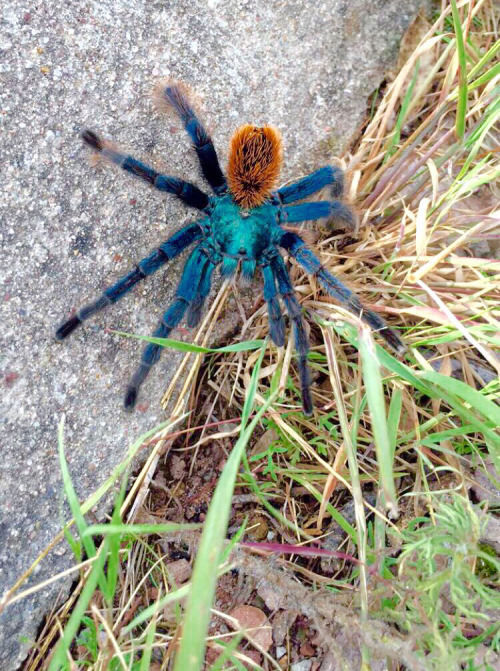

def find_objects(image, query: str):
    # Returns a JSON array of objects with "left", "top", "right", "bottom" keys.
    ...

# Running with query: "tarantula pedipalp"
[{"left": 56, "top": 82, "right": 405, "bottom": 414}]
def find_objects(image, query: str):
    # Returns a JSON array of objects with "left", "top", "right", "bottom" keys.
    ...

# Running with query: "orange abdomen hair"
[{"left": 227, "top": 125, "right": 283, "bottom": 209}]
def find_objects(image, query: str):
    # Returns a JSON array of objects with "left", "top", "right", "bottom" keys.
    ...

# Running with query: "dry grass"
[{"left": 4, "top": 2, "right": 499, "bottom": 669}]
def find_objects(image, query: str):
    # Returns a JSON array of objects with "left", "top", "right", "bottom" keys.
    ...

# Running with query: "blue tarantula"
[{"left": 56, "top": 82, "right": 404, "bottom": 414}]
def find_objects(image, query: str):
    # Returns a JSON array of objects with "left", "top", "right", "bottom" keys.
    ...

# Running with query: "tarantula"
[{"left": 56, "top": 82, "right": 404, "bottom": 414}]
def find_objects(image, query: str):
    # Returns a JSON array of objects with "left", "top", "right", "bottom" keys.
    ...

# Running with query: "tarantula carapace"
[{"left": 56, "top": 82, "right": 404, "bottom": 414}]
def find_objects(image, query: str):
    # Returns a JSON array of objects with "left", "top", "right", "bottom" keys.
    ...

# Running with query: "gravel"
[{"left": 0, "top": 0, "right": 424, "bottom": 665}]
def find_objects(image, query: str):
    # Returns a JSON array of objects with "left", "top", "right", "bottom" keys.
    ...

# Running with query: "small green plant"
[
  {"left": 74, "top": 616, "right": 98, "bottom": 667},
  {"left": 249, "top": 440, "right": 290, "bottom": 481},
  {"left": 389, "top": 496, "right": 500, "bottom": 669}
]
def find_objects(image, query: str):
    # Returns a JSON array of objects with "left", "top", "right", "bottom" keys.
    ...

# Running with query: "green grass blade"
[
  {"left": 328, "top": 322, "right": 498, "bottom": 448},
  {"left": 467, "top": 39, "right": 500, "bottom": 80},
  {"left": 48, "top": 539, "right": 109, "bottom": 671},
  {"left": 173, "top": 379, "right": 277, "bottom": 670},
  {"left": 122, "top": 564, "right": 232, "bottom": 636},
  {"left": 83, "top": 522, "right": 199, "bottom": 537},
  {"left": 58, "top": 416, "right": 96, "bottom": 558},
  {"left": 418, "top": 371, "right": 500, "bottom": 427},
  {"left": 287, "top": 474, "right": 357, "bottom": 542},
  {"left": 323, "top": 319, "right": 425, "bottom": 392},
  {"left": 468, "top": 62, "right": 500, "bottom": 91},
  {"left": 62, "top": 526, "right": 81, "bottom": 563},
  {"left": 242, "top": 343, "right": 267, "bottom": 427},
  {"left": 418, "top": 370, "right": 500, "bottom": 469},
  {"left": 221, "top": 517, "right": 248, "bottom": 563},
  {"left": 450, "top": 0, "right": 468, "bottom": 139},
  {"left": 58, "top": 416, "right": 108, "bottom": 595},
  {"left": 139, "top": 607, "right": 158, "bottom": 671},
  {"left": 216, "top": 341, "right": 267, "bottom": 354},
  {"left": 457, "top": 97, "right": 500, "bottom": 179},
  {"left": 210, "top": 636, "right": 244, "bottom": 671},
  {"left": 113, "top": 330, "right": 265, "bottom": 354},
  {"left": 240, "top": 465, "right": 315, "bottom": 540},
  {"left": 385, "top": 60, "right": 419, "bottom": 159},
  {"left": 103, "top": 472, "right": 130, "bottom": 604},
  {"left": 123, "top": 583, "right": 191, "bottom": 634},
  {"left": 358, "top": 328, "right": 398, "bottom": 516},
  {"left": 387, "top": 389, "right": 403, "bottom": 462}
]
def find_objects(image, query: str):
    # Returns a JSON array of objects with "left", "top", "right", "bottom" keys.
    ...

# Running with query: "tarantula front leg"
[
  {"left": 81, "top": 131, "right": 210, "bottom": 211},
  {"left": 125, "top": 245, "right": 214, "bottom": 410},
  {"left": 279, "top": 200, "right": 355, "bottom": 230},
  {"left": 279, "top": 231, "right": 405, "bottom": 354},
  {"left": 270, "top": 253, "right": 313, "bottom": 416},
  {"left": 158, "top": 82, "right": 227, "bottom": 194},
  {"left": 55, "top": 222, "right": 203, "bottom": 340},
  {"left": 274, "top": 165, "right": 344, "bottom": 204}
]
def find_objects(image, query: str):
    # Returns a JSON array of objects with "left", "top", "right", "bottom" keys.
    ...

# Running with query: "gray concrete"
[{"left": 0, "top": 0, "right": 423, "bottom": 666}]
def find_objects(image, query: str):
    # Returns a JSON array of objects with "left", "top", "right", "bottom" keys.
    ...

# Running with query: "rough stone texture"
[{"left": 0, "top": 0, "right": 423, "bottom": 666}]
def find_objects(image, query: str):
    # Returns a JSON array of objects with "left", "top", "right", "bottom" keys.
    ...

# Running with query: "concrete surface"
[{"left": 0, "top": 0, "right": 423, "bottom": 666}]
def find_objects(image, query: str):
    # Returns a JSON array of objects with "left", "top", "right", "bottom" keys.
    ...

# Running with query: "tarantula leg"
[
  {"left": 270, "top": 254, "right": 313, "bottom": 416},
  {"left": 186, "top": 257, "right": 216, "bottom": 328},
  {"left": 261, "top": 262, "right": 285, "bottom": 347},
  {"left": 274, "top": 166, "right": 344, "bottom": 204},
  {"left": 159, "top": 83, "right": 227, "bottom": 194},
  {"left": 55, "top": 223, "right": 202, "bottom": 340},
  {"left": 81, "top": 130, "right": 210, "bottom": 211},
  {"left": 125, "top": 246, "right": 209, "bottom": 410},
  {"left": 125, "top": 297, "right": 188, "bottom": 410},
  {"left": 280, "top": 201, "right": 355, "bottom": 228},
  {"left": 279, "top": 231, "right": 405, "bottom": 354}
]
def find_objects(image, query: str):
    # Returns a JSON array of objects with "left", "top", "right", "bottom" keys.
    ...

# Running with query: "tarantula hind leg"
[
  {"left": 123, "top": 297, "right": 188, "bottom": 411},
  {"left": 270, "top": 254, "right": 313, "bottom": 416},
  {"left": 124, "top": 246, "right": 212, "bottom": 410},
  {"left": 261, "top": 262, "right": 285, "bottom": 347},
  {"left": 185, "top": 260, "right": 216, "bottom": 328},
  {"left": 280, "top": 230, "right": 405, "bottom": 355}
]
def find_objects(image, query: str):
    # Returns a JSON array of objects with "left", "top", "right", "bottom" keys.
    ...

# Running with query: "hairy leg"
[
  {"left": 279, "top": 231, "right": 405, "bottom": 354},
  {"left": 55, "top": 222, "right": 203, "bottom": 340},
  {"left": 270, "top": 253, "right": 313, "bottom": 416},
  {"left": 160, "top": 83, "right": 227, "bottom": 194},
  {"left": 125, "top": 246, "right": 209, "bottom": 410},
  {"left": 82, "top": 130, "right": 210, "bottom": 211},
  {"left": 261, "top": 262, "right": 285, "bottom": 347},
  {"left": 274, "top": 165, "right": 344, "bottom": 204},
  {"left": 279, "top": 200, "right": 355, "bottom": 228}
]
